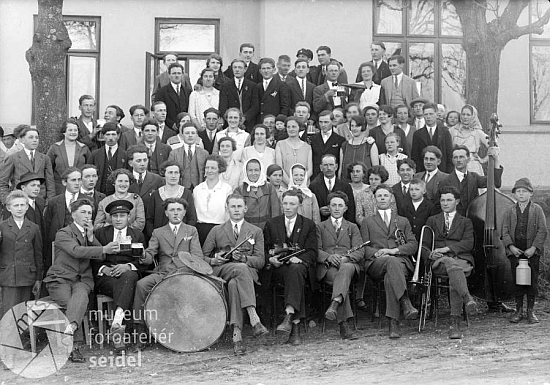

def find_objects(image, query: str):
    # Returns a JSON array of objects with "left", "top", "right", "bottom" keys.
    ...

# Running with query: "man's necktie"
[
  {"left": 70, "top": 193, "right": 77, "bottom": 204},
  {"left": 187, "top": 145, "right": 193, "bottom": 162},
  {"left": 116, "top": 230, "right": 122, "bottom": 243},
  {"left": 173, "top": 226, "right": 178, "bottom": 236},
  {"left": 138, "top": 131, "right": 142, "bottom": 138},
  {"left": 176, "top": 85, "right": 180, "bottom": 96},
  {"left": 301, "top": 78, "right": 306, "bottom": 99},
  {"left": 332, "top": 82, "right": 338, "bottom": 87},
  {"left": 403, "top": 185, "right": 407, "bottom": 196},
  {"left": 208, "top": 130, "right": 214, "bottom": 142},
  {"left": 429, "top": 127, "right": 434, "bottom": 140},
  {"left": 334, "top": 219, "right": 340, "bottom": 237},
  {"left": 425, "top": 172, "right": 431, "bottom": 184},
  {"left": 233, "top": 223, "right": 239, "bottom": 240},
  {"left": 30, "top": 150, "right": 35, "bottom": 168},
  {"left": 237, "top": 79, "right": 242, "bottom": 91},
  {"left": 394, "top": 75, "right": 398, "bottom": 88},
  {"left": 264, "top": 80, "right": 268, "bottom": 91},
  {"left": 328, "top": 178, "right": 332, "bottom": 191},
  {"left": 147, "top": 144, "right": 153, "bottom": 157},
  {"left": 445, "top": 213, "right": 451, "bottom": 235},
  {"left": 383, "top": 211, "right": 390, "bottom": 228},
  {"left": 107, "top": 146, "right": 113, "bottom": 162},
  {"left": 286, "top": 219, "right": 292, "bottom": 238},
  {"left": 138, "top": 173, "right": 143, "bottom": 187}
]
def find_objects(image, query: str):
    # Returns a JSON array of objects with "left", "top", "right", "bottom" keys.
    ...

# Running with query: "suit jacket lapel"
[
  {"left": 59, "top": 142, "right": 70, "bottom": 169},
  {"left": 325, "top": 220, "right": 338, "bottom": 241},
  {"left": 18, "top": 151, "right": 33, "bottom": 173},
  {"left": 290, "top": 215, "right": 303, "bottom": 245},
  {"left": 337, "top": 221, "right": 349, "bottom": 242}
]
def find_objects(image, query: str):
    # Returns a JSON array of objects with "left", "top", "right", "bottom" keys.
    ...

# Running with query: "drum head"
[
  {"left": 177, "top": 251, "right": 213, "bottom": 275},
  {"left": 144, "top": 273, "right": 227, "bottom": 353}
]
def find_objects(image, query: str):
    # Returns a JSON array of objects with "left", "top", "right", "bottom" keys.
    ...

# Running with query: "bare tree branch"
[{"left": 498, "top": 5, "right": 550, "bottom": 43}]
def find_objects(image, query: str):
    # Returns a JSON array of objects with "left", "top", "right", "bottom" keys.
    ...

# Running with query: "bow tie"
[
  {"left": 332, "top": 82, "right": 338, "bottom": 87},
  {"left": 83, "top": 191, "right": 93, "bottom": 197}
]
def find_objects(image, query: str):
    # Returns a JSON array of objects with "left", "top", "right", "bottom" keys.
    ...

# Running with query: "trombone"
[{"left": 409, "top": 226, "right": 435, "bottom": 332}]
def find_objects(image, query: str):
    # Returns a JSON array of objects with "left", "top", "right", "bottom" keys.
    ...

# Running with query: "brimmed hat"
[
  {"left": 105, "top": 199, "right": 133, "bottom": 215},
  {"left": 16, "top": 172, "right": 45, "bottom": 189},
  {"left": 296, "top": 48, "right": 313, "bottom": 60},
  {"left": 3, "top": 126, "right": 15, "bottom": 137},
  {"left": 410, "top": 98, "right": 429, "bottom": 107},
  {"left": 512, "top": 177, "right": 533, "bottom": 193}
]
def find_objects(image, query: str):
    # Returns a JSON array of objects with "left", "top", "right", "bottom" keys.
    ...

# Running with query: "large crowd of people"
[{"left": 0, "top": 42, "right": 547, "bottom": 365}]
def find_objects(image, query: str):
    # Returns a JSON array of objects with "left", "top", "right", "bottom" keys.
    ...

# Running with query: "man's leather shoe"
[
  {"left": 339, "top": 321, "right": 359, "bottom": 340},
  {"left": 287, "top": 323, "right": 303, "bottom": 345},
  {"left": 464, "top": 296, "right": 477, "bottom": 316},
  {"left": 69, "top": 348, "right": 85, "bottom": 363},
  {"left": 488, "top": 301, "right": 514, "bottom": 313},
  {"left": 527, "top": 309, "right": 539, "bottom": 324},
  {"left": 111, "top": 324, "right": 126, "bottom": 351},
  {"left": 389, "top": 318, "right": 400, "bottom": 339},
  {"left": 509, "top": 309, "right": 523, "bottom": 323},
  {"left": 276, "top": 314, "right": 293, "bottom": 333},
  {"left": 356, "top": 299, "right": 368, "bottom": 311},
  {"left": 253, "top": 322, "right": 269, "bottom": 338},
  {"left": 400, "top": 296, "right": 418, "bottom": 320},
  {"left": 325, "top": 300, "right": 340, "bottom": 321},
  {"left": 233, "top": 340, "right": 246, "bottom": 355},
  {"left": 449, "top": 316, "right": 462, "bottom": 339}
]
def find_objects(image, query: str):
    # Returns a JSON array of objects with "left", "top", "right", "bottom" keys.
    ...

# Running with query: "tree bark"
[{"left": 25, "top": 0, "right": 71, "bottom": 153}]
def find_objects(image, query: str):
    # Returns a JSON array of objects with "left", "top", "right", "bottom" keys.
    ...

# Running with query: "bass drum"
[{"left": 144, "top": 271, "right": 227, "bottom": 353}]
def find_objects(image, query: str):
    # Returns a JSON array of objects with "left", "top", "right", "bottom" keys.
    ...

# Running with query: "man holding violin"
[
  {"left": 263, "top": 189, "right": 317, "bottom": 345},
  {"left": 317, "top": 191, "right": 364, "bottom": 340},
  {"left": 202, "top": 193, "right": 268, "bottom": 355}
]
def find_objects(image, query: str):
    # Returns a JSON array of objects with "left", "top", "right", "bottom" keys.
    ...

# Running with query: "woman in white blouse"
[
  {"left": 240, "top": 124, "right": 276, "bottom": 171},
  {"left": 213, "top": 108, "right": 251, "bottom": 160},
  {"left": 193, "top": 154, "right": 233, "bottom": 245},
  {"left": 188, "top": 68, "right": 220, "bottom": 131},
  {"left": 351, "top": 62, "right": 383, "bottom": 111},
  {"left": 218, "top": 136, "right": 244, "bottom": 191}
]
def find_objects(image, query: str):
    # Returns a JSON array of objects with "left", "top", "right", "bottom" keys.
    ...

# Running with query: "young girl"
[
  {"left": 502, "top": 178, "right": 548, "bottom": 324},
  {"left": 379, "top": 132, "right": 407, "bottom": 186},
  {"left": 0, "top": 190, "right": 43, "bottom": 317}
]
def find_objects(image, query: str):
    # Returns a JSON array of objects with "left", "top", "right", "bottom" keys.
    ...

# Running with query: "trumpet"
[{"left": 324, "top": 241, "right": 370, "bottom": 268}]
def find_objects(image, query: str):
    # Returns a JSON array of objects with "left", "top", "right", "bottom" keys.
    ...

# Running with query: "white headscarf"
[
  {"left": 287, "top": 163, "right": 313, "bottom": 198},
  {"left": 462, "top": 104, "right": 483, "bottom": 131},
  {"left": 241, "top": 157, "right": 266, "bottom": 192}
]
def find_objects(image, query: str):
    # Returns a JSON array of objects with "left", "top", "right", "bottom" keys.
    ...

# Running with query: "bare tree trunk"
[{"left": 25, "top": 0, "right": 71, "bottom": 153}]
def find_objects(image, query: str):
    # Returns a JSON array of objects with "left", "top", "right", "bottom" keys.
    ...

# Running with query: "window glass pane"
[
  {"left": 408, "top": 0, "right": 435, "bottom": 35},
  {"left": 531, "top": 45, "right": 550, "bottom": 121},
  {"left": 67, "top": 56, "right": 96, "bottom": 116},
  {"left": 531, "top": 0, "right": 550, "bottom": 39},
  {"left": 159, "top": 23, "right": 215, "bottom": 52},
  {"left": 189, "top": 59, "right": 208, "bottom": 88},
  {"left": 408, "top": 42, "right": 435, "bottom": 101},
  {"left": 441, "top": 44, "right": 466, "bottom": 111},
  {"left": 382, "top": 42, "right": 403, "bottom": 60},
  {"left": 441, "top": 1, "right": 463, "bottom": 36},
  {"left": 65, "top": 20, "right": 97, "bottom": 51},
  {"left": 374, "top": 0, "right": 403, "bottom": 35}
]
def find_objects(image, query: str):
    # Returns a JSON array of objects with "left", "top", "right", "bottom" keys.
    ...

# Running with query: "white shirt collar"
[
  {"left": 171, "top": 223, "right": 180, "bottom": 234},
  {"left": 394, "top": 72, "right": 404, "bottom": 82},
  {"left": 263, "top": 77, "right": 273, "bottom": 87},
  {"left": 378, "top": 208, "right": 392, "bottom": 217},
  {"left": 24, "top": 148, "right": 35, "bottom": 158},
  {"left": 230, "top": 219, "right": 244, "bottom": 233},
  {"left": 455, "top": 169, "right": 466, "bottom": 181},
  {"left": 133, "top": 170, "right": 147, "bottom": 180},
  {"left": 445, "top": 210, "right": 457, "bottom": 223},
  {"left": 234, "top": 77, "right": 244, "bottom": 87},
  {"left": 412, "top": 198, "right": 423, "bottom": 210},
  {"left": 331, "top": 216, "right": 342, "bottom": 227},
  {"left": 74, "top": 222, "right": 85, "bottom": 234},
  {"left": 327, "top": 80, "right": 338, "bottom": 89},
  {"left": 106, "top": 143, "right": 118, "bottom": 154},
  {"left": 113, "top": 227, "right": 128, "bottom": 241},
  {"left": 171, "top": 82, "right": 181, "bottom": 92}
]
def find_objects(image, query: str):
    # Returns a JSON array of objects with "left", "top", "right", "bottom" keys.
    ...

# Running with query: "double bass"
[{"left": 467, "top": 113, "right": 515, "bottom": 302}]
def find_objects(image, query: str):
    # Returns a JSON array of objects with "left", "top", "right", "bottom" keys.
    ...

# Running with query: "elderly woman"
[
  {"left": 218, "top": 136, "right": 243, "bottom": 190},
  {"left": 448, "top": 105, "right": 489, "bottom": 175},
  {"left": 47, "top": 118, "right": 91, "bottom": 194},
  {"left": 241, "top": 124, "right": 276, "bottom": 171},
  {"left": 351, "top": 62, "right": 384, "bottom": 110},
  {"left": 188, "top": 68, "right": 220, "bottom": 130},
  {"left": 193, "top": 154, "right": 233, "bottom": 244},
  {"left": 287, "top": 163, "right": 320, "bottom": 223},
  {"left": 94, "top": 168, "right": 145, "bottom": 231},
  {"left": 167, "top": 112, "right": 204, "bottom": 150},
  {"left": 348, "top": 161, "right": 376, "bottom": 225},
  {"left": 275, "top": 116, "right": 312, "bottom": 187},
  {"left": 266, "top": 164, "right": 286, "bottom": 207},
  {"left": 339, "top": 115, "right": 379, "bottom": 181},
  {"left": 145, "top": 160, "right": 197, "bottom": 240},
  {"left": 234, "top": 158, "right": 280, "bottom": 230},
  {"left": 213, "top": 108, "right": 251, "bottom": 160},
  {"left": 368, "top": 105, "right": 407, "bottom": 155}
]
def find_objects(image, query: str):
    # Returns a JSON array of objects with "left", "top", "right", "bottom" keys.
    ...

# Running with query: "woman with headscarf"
[
  {"left": 234, "top": 158, "right": 280, "bottom": 230},
  {"left": 287, "top": 163, "right": 320, "bottom": 223}
]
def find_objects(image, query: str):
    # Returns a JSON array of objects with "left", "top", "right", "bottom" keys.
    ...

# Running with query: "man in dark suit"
[
  {"left": 309, "top": 154, "right": 356, "bottom": 223},
  {"left": 168, "top": 123, "right": 208, "bottom": 190},
  {"left": 380, "top": 55, "right": 420, "bottom": 109},
  {"left": 138, "top": 118, "right": 171, "bottom": 175},
  {"left": 93, "top": 200, "right": 147, "bottom": 354},
  {"left": 310, "top": 111, "right": 345, "bottom": 180},
  {"left": 360, "top": 184, "right": 419, "bottom": 339},
  {"left": 355, "top": 42, "right": 392, "bottom": 85},
  {"left": 202, "top": 194, "right": 269, "bottom": 355},
  {"left": 223, "top": 43, "right": 262, "bottom": 83},
  {"left": 75, "top": 94, "right": 100, "bottom": 151},
  {"left": 288, "top": 48, "right": 318, "bottom": 84},
  {"left": 317, "top": 191, "right": 363, "bottom": 340},
  {"left": 44, "top": 198, "right": 118, "bottom": 363},
  {"left": 413, "top": 145, "right": 448, "bottom": 205},
  {"left": 12, "top": 173, "right": 45, "bottom": 230},
  {"left": 392, "top": 159, "right": 416, "bottom": 214},
  {"left": 151, "top": 53, "right": 192, "bottom": 103},
  {"left": 198, "top": 108, "right": 220, "bottom": 154},
  {"left": 119, "top": 104, "right": 147, "bottom": 151},
  {"left": 264, "top": 189, "right": 317, "bottom": 345},
  {"left": 313, "top": 60, "right": 349, "bottom": 114},
  {"left": 438, "top": 145, "right": 503, "bottom": 216},
  {"left": 219, "top": 59, "right": 260, "bottom": 132},
  {"left": 411, "top": 103, "right": 454, "bottom": 173},
  {"left": 257, "top": 57, "right": 291, "bottom": 123},
  {"left": 89, "top": 123, "right": 128, "bottom": 195},
  {"left": 400, "top": 178, "right": 437, "bottom": 240},
  {"left": 79, "top": 164, "right": 106, "bottom": 219},
  {"left": 314, "top": 46, "right": 348, "bottom": 85},
  {"left": 155, "top": 63, "right": 192, "bottom": 130},
  {"left": 287, "top": 59, "right": 315, "bottom": 116},
  {"left": 104, "top": 104, "right": 129, "bottom": 135},
  {"left": 0, "top": 126, "right": 56, "bottom": 203},
  {"left": 151, "top": 101, "right": 177, "bottom": 144},
  {"left": 423, "top": 186, "right": 477, "bottom": 339},
  {"left": 126, "top": 144, "right": 164, "bottom": 203}
]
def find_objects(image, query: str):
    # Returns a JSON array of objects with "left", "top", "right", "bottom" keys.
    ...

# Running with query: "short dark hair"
[
  {"left": 294, "top": 58, "right": 309, "bottom": 67},
  {"left": 102, "top": 122, "right": 120, "bottom": 135},
  {"left": 19, "top": 126, "right": 38, "bottom": 139},
  {"left": 79, "top": 95, "right": 95, "bottom": 106},
  {"left": 422, "top": 145, "right": 442, "bottom": 159},
  {"left": 226, "top": 193, "right": 246, "bottom": 206},
  {"left": 129, "top": 104, "right": 149, "bottom": 117},
  {"left": 282, "top": 188, "right": 303, "bottom": 204},
  {"left": 141, "top": 117, "right": 159, "bottom": 131},
  {"left": 203, "top": 107, "right": 221, "bottom": 118},
  {"left": 295, "top": 101, "right": 311, "bottom": 112},
  {"left": 80, "top": 164, "right": 98, "bottom": 174},
  {"left": 59, "top": 118, "right": 79, "bottom": 134},
  {"left": 316, "top": 45, "right": 332, "bottom": 54},
  {"left": 107, "top": 168, "right": 135, "bottom": 185},
  {"left": 206, "top": 53, "right": 223, "bottom": 67},
  {"left": 318, "top": 110, "right": 334, "bottom": 120},
  {"left": 358, "top": 62, "right": 376, "bottom": 78},
  {"left": 422, "top": 102, "right": 438, "bottom": 113},
  {"left": 159, "top": 160, "right": 182, "bottom": 177},
  {"left": 70, "top": 198, "right": 94, "bottom": 213},
  {"left": 277, "top": 54, "right": 291, "bottom": 63},
  {"left": 163, "top": 52, "right": 178, "bottom": 63},
  {"left": 206, "top": 154, "right": 227, "bottom": 174},
  {"left": 397, "top": 158, "right": 416, "bottom": 171},
  {"left": 168, "top": 62, "right": 184, "bottom": 74},
  {"left": 446, "top": 110, "right": 461, "bottom": 126},
  {"left": 328, "top": 191, "right": 349, "bottom": 206},
  {"left": 374, "top": 183, "right": 393, "bottom": 196},
  {"left": 251, "top": 124, "right": 269, "bottom": 138},
  {"left": 258, "top": 57, "right": 275, "bottom": 68},
  {"left": 218, "top": 136, "right": 237, "bottom": 151},
  {"left": 151, "top": 101, "right": 166, "bottom": 112},
  {"left": 347, "top": 161, "right": 368, "bottom": 182},
  {"left": 200, "top": 67, "right": 216, "bottom": 78},
  {"left": 378, "top": 105, "right": 394, "bottom": 117},
  {"left": 106, "top": 105, "right": 125, "bottom": 121},
  {"left": 388, "top": 55, "right": 405, "bottom": 65},
  {"left": 231, "top": 58, "right": 247, "bottom": 69},
  {"left": 367, "top": 165, "right": 390, "bottom": 183},
  {"left": 371, "top": 41, "right": 386, "bottom": 50},
  {"left": 453, "top": 144, "right": 471, "bottom": 157},
  {"left": 349, "top": 116, "right": 366, "bottom": 131},
  {"left": 127, "top": 144, "right": 149, "bottom": 161},
  {"left": 439, "top": 186, "right": 461, "bottom": 200},
  {"left": 163, "top": 197, "right": 188, "bottom": 211},
  {"left": 285, "top": 116, "right": 305, "bottom": 131},
  {"left": 239, "top": 43, "right": 255, "bottom": 52},
  {"left": 61, "top": 167, "right": 81, "bottom": 181}
]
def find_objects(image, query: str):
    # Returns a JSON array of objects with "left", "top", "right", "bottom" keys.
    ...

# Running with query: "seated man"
[
  {"left": 360, "top": 184, "right": 419, "bottom": 339},
  {"left": 132, "top": 197, "right": 201, "bottom": 349},
  {"left": 43, "top": 198, "right": 118, "bottom": 363},
  {"left": 93, "top": 200, "right": 147, "bottom": 354},
  {"left": 264, "top": 189, "right": 317, "bottom": 345},
  {"left": 317, "top": 191, "right": 363, "bottom": 340},
  {"left": 202, "top": 194, "right": 269, "bottom": 355},
  {"left": 423, "top": 186, "right": 477, "bottom": 339}
]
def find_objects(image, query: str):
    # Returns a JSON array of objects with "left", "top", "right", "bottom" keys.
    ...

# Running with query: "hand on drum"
[{"left": 212, "top": 252, "right": 229, "bottom": 266}]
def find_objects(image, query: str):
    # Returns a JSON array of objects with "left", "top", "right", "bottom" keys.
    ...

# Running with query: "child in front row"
[{"left": 502, "top": 178, "right": 548, "bottom": 324}]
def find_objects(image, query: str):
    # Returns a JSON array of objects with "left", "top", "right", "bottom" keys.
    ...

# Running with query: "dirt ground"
[{"left": 2, "top": 297, "right": 549, "bottom": 385}]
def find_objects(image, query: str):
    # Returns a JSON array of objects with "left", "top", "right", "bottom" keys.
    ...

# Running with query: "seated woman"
[
  {"left": 287, "top": 163, "right": 320, "bottom": 223},
  {"left": 94, "top": 168, "right": 145, "bottom": 231},
  {"left": 348, "top": 161, "right": 376, "bottom": 225},
  {"left": 266, "top": 164, "right": 286, "bottom": 207},
  {"left": 218, "top": 136, "right": 244, "bottom": 191},
  {"left": 145, "top": 160, "right": 197, "bottom": 240},
  {"left": 275, "top": 117, "right": 312, "bottom": 187},
  {"left": 213, "top": 108, "right": 251, "bottom": 160},
  {"left": 379, "top": 133, "right": 407, "bottom": 186},
  {"left": 339, "top": 115, "right": 379, "bottom": 182},
  {"left": 167, "top": 112, "right": 204, "bottom": 150},
  {"left": 241, "top": 124, "right": 276, "bottom": 171},
  {"left": 234, "top": 158, "right": 280, "bottom": 230}
]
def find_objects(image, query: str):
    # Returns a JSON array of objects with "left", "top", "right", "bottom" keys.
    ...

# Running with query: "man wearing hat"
[
  {"left": 380, "top": 55, "right": 420, "bottom": 108},
  {"left": 7, "top": 172, "right": 46, "bottom": 230},
  {"left": 289, "top": 49, "right": 318, "bottom": 85},
  {"left": 1, "top": 125, "right": 16, "bottom": 152},
  {"left": 94, "top": 199, "right": 147, "bottom": 355},
  {"left": 409, "top": 97, "right": 428, "bottom": 130}
]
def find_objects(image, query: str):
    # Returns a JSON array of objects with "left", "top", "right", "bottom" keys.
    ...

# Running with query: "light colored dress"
[
  {"left": 220, "top": 158, "right": 243, "bottom": 191},
  {"left": 193, "top": 179, "right": 232, "bottom": 224},
  {"left": 351, "top": 184, "right": 377, "bottom": 225},
  {"left": 188, "top": 89, "right": 220, "bottom": 130},
  {"left": 241, "top": 145, "right": 276, "bottom": 172},
  {"left": 379, "top": 152, "right": 408, "bottom": 186},
  {"left": 213, "top": 128, "right": 251, "bottom": 161},
  {"left": 275, "top": 140, "right": 312, "bottom": 187},
  {"left": 449, "top": 125, "right": 488, "bottom": 176}
]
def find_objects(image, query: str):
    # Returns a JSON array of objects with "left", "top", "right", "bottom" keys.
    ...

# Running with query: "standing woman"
[
  {"left": 448, "top": 105, "right": 489, "bottom": 175},
  {"left": 275, "top": 117, "right": 312, "bottom": 187},
  {"left": 213, "top": 108, "right": 251, "bottom": 160},
  {"left": 339, "top": 115, "right": 379, "bottom": 182},
  {"left": 188, "top": 68, "right": 220, "bottom": 131},
  {"left": 94, "top": 168, "right": 145, "bottom": 231},
  {"left": 368, "top": 105, "right": 407, "bottom": 155},
  {"left": 287, "top": 163, "right": 320, "bottom": 223},
  {"left": 145, "top": 160, "right": 197, "bottom": 240},
  {"left": 351, "top": 62, "right": 383, "bottom": 110},
  {"left": 266, "top": 164, "right": 286, "bottom": 206},
  {"left": 240, "top": 124, "right": 276, "bottom": 171},
  {"left": 193, "top": 155, "right": 233, "bottom": 244},
  {"left": 207, "top": 54, "right": 229, "bottom": 90},
  {"left": 378, "top": 133, "right": 407, "bottom": 186},
  {"left": 234, "top": 158, "right": 280, "bottom": 230},
  {"left": 47, "top": 118, "right": 91, "bottom": 194},
  {"left": 218, "top": 137, "right": 244, "bottom": 190},
  {"left": 348, "top": 161, "right": 376, "bottom": 225}
]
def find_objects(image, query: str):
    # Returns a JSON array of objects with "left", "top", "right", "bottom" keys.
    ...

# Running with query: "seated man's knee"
[
  {"left": 339, "top": 263, "right": 356, "bottom": 275},
  {"left": 288, "top": 263, "right": 307, "bottom": 275}
]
